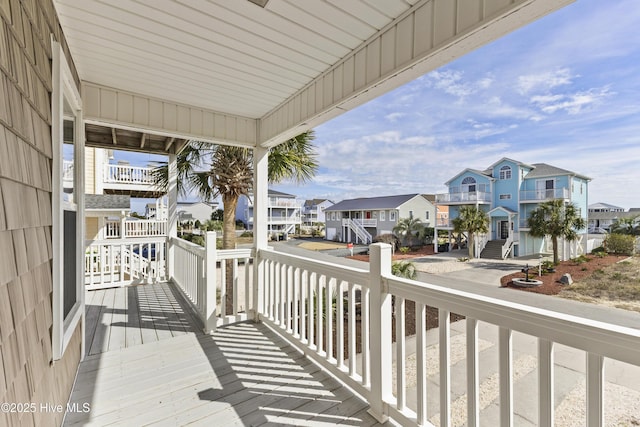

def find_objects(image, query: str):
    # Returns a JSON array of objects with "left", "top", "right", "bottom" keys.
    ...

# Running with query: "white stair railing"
[
  {"left": 501, "top": 234, "right": 514, "bottom": 259},
  {"left": 347, "top": 219, "right": 372, "bottom": 244}
]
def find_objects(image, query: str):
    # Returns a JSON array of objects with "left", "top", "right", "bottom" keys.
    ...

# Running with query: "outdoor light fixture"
[{"left": 247, "top": 0, "right": 269, "bottom": 7}]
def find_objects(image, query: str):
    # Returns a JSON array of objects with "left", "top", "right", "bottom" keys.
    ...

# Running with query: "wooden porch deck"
[{"left": 66, "top": 283, "right": 385, "bottom": 426}]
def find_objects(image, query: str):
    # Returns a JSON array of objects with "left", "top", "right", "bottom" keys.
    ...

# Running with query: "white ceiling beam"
[
  {"left": 259, "top": 0, "right": 575, "bottom": 147},
  {"left": 82, "top": 82, "right": 258, "bottom": 148},
  {"left": 111, "top": 127, "right": 117, "bottom": 145}
]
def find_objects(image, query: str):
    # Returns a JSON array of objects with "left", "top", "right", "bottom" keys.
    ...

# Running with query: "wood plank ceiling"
[{"left": 53, "top": 0, "right": 419, "bottom": 120}]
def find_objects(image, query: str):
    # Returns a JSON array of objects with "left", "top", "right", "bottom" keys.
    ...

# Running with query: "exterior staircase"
[{"left": 480, "top": 239, "right": 506, "bottom": 259}]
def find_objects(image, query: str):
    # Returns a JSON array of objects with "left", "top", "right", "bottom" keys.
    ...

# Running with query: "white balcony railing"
[
  {"left": 85, "top": 237, "right": 167, "bottom": 289},
  {"left": 104, "top": 219, "right": 167, "bottom": 238},
  {"left": 170, "top": 232, "right": 253, "bottom": 333},
  {"left": 252, "top": 244, "right": 640, "bottom": 425},
  {"left": 435, "top": 191, "right": 492, "bottom": 203},
  {"left": 520, "top": 187, "right": 570, "bottom": 201},
  {"left": 104, "top": 163, "right": 156, "bottom": 185}
]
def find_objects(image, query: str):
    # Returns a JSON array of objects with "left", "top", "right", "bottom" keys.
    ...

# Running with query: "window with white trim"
[
  {"left": 380, "top": 210, "right": 385, "bottom": 221},
  {"left": 390, "top": 211, "right": 396, "bottom": 221},
  {"left": 425, "top": 211, "right": 429, "bottom": 220},
  {"left": 52, "top": 41, "right": 84, "bottom": 360},
  {"left": 499, "top": 194, "right": 512, "bottom": 200},
  {"left": 461, "top": 176, "right": 477, "bottom": 192},
  {"left": 499, "top": 165, "right": 512, "bottom": 179}
]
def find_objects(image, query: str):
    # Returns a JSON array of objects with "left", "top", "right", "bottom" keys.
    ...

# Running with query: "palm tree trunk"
[
  {"left": 468, "top": 234, "right": 474, "bottom": 259},
  {"left": 222, "top": 194, "right": 239, "bottom": 314},
  {"left": 552, "top": 236, "right": 559, "bottom": 265}
]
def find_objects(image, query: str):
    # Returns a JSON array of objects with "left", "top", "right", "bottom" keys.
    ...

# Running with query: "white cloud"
[
  {"left": 530, "top": 86, "right": 612, "bottom": 115},
  {"left": 385, "top": 112, "right": 406, "bottom": 123},
  {"left": 517, "top": 68, "right": 575, "bottom": 94}
]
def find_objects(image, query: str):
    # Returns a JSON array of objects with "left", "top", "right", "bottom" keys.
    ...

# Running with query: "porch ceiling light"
[{"left": 247, "top": 0, "right": 269, "bottom": 7}]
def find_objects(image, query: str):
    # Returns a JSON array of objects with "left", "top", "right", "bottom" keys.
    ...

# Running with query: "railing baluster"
[
  {"left": 293, "top": 267, "right": 300, "bottom": 338},
  {"left": 416, "top": 301, "right": 427, "bottom": 426},
  {"left": 220, "top": 259, "right": 227, "bottom": 317},
  {"left": 499, "top": 327, "right": 513, "bottom": 427},
  {"left": 244, "top": 258, "right": 250, "bottom": 314},
  {"left": 440, "top": 309, "right": 451, "bottom": 427},
  {"left": 232, "top": 258, "right": 238, "bottom": 315},
  {"left": 538, "top": 338, "right": 554, "bottom": 427},
  {"left": 286, "top": 265, "right": 293, "bottom": 332},
  {"left": 467, "top": 318, "right": 480, "bottom": 427},
  {"left": 317, "top": 275, "right": 324, "bottom": 354},
  {"left": 586, "top": 353, "right": 604, "bottom": 427},
  {"left": 362, "top": 286, "right": 370, "bottom": 386},
  {"left": 309, "top": 272, "right": 316, "bottom": 349},
  {"left": 396, "top": 296, "right": 406, "bottom": 411},
  {"left": 300, "top": 270, "right": 307, "bottom": 343},
  {"left": 326, "top": 277, "right": 334, "bottom": 361},
  {"left": 337, "top": 280, "right": 345, "bottom": 368},
  {"left": 348, "top": 283, "right": 356, "bottom": 377}
]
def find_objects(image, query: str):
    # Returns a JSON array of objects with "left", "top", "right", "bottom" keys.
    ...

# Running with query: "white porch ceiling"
[
  {"left": 53, "top": 0, "right": 573, "bottom": 149},
  {"left": 54, "top": 0, "right": 418, "bottom": 119}
]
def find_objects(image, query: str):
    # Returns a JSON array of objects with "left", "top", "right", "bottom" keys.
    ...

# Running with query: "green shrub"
[
  {"left": 571, "top": 254, "right": 589, "bottom": 264},
  {"left": 399, "top": 246, "right": 410, "bottom": 254},
  {"left": 591, "top": 245, "right": 607, "bottom": 254},
  {"left": 392, "top": 261, "right": 417, "bottom": 279},
  {"left": 240, "top": 231, "right": 253, "bottom": 238},
  {"left": 604, "top": 233, "right": 635, "bottom": 255}
]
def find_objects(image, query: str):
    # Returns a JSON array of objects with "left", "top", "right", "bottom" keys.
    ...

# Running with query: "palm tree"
[
  {"left": 610, "top": 216, "right": 640, "bottom": 236},
  {"left": 392, "top": 217, "right": 425, "bottom": 248},
  {"left": 392, "top": 261, "right": 417, "bottom": 280},
  {"left": 527, "top": 199, "right": 586, "bottom": 264},
  {"left": 153, "top": 131, "right": 318, "bottom": 310},
  {"left": 452, "top": 206, "right": 489, "bottom": 259}
]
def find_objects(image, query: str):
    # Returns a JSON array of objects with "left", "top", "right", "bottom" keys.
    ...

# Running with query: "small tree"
[
  {"left": 211, "top": 209, "right": 224, "bottom": 221},
  {"left": 610, "top": 216, "right": 640, "bottom": 236},
  {"left": 393, "top": 217, "right": 425, "bottom": 248},
  {"left": 527, "top": 200, "right": 586, "bottom": 264},
  {"left": 452, "top": 206, "right": 489, "bottom": 259}
]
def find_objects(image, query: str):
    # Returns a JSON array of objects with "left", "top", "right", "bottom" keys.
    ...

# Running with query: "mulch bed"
[
  {"left": 348, "top": 244, "right": 435, "bottom": 262},
  {"left": 501, "top": 254, "right": 627, "bottom": 295}
]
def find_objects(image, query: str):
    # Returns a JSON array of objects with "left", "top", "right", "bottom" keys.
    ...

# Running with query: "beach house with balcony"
[
  {"left": 301, "top": 198, "right": 335, "bottom": 225},
  {"left": 236, "top": 189, "right": 302, "bottom": 237},
  {"left": 3, "top": 1, "right": 638, "bottom": 426},
  {"left": 435, "top": 158, "right": 590, "bottom": 259},
  {"left": 324, "top": 194, "right": 436, "bottom": 244}
]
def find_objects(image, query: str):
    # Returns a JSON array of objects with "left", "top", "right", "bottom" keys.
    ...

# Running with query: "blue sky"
[
  {"left": 271, "top": 0, "right": 640, "bottom": 210},
  {"left": 127, "top": 0, "right": 640, "bottom": 213}
]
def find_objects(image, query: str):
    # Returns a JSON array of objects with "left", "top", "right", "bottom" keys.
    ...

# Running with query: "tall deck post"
[
  {"left": 252, "top": 145, "right": 269, "bottom": 321},
  {"left": 368, "top": 243, "right": 392, "bottom": 423},
  {"left": 167, "top": 153, "right": 177, "bottom": 279}
]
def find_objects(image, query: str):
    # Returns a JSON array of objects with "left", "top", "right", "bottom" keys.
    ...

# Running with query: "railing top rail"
[
  {"left": 385, "top": 274, "right": 640, "bottom": 366},
  {"left": 170, "top": 236, "right": 205, "bottom": 258},
  {"left": 86, "top": 237, "right": 167, "bottom": 246},
  {"left": 260, "top": 249, "right": 369, "bottom": 285},
  {"left": 217, "top": 248, "right": 253, "bottom": 260}
]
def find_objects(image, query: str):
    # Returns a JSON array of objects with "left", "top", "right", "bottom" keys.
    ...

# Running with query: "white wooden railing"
[
  {"left": 253, "top": 243, "right": 640, "bottom": 426},
  {"left": 103, "top": 219, "right": 167, "bottom": 239},
  {"left": 520, "top": 187, "right": 570, "bottom": 201},
  {"left": 85, "top": 238, "right": 166, "bottom": 289},
  {"left": 104, "top": 163, "right": 155, "bottom": 185},
  {"left": 342, "top": 218, "right": 373, "bottom": 244},
  {"left": 170, "top": 232, "right": 253, "bottom": 333},
  {"left": 436, "top": 191, "right": 492, "bottom": 203},
  {"left": 501, "top": 234, "right": 514, "bottom": 259},
  {"left": 476, "top": 233, "right": 489, "bottom": 257}
]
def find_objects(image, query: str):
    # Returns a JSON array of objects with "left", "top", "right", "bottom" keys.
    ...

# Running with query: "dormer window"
[{"left": 500, "top": 165, "right": 512, "bottom": 180}]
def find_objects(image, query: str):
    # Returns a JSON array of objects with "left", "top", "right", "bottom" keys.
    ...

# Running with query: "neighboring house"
[
  {"left": 177, "top": 201, "right": 220, "bottom": 224},
  {"left": 236, "top": 189, "right": 302, "bottom": 236},
  {"left": 435, "top": 158, "right": 590, "bottom": 260},
  {"left": 85, "top": 194, "right": 131, "bottom": 241},
  {"left": 145, "top": 199, "right": 168, "bottom": 220},
  {"left": 587, "top": 202, "right": 636, "bottom": 232},
  {"left": 324, "top": 194, "right": 436, "bottom": 244},
  {"left": 302, "top": 199, "right": 335, "bottom": 225}
]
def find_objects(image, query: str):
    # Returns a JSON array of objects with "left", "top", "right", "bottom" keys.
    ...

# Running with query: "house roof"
[
  {"left": 588, "top": 202, "right": 624, "bottom": 210},
  {"left": 303, "top": 199, "right": 332, "bottom": 207},
  {"left": 525, "top": 163, "right": 591, "bottom": 181},
  {"left": 269, "top": 189, "right": 296, "bottom": 198},
  {"left": 421, "top": 194, "right": 436, "bottom": 203},
  {"left": 486, "top": 157, "right": 535, "bottom": 171},
  {"left": 444, "top": 168, "right": 494, "bottom": 185},
  {"left": 85, "top": 194, "right": 130, "bottom": 210},
  {"left": 588, "top": 211, "right": 638, "bottom": 220},
  {"left": 325, "top": 194, "right": 422, "bottom": 212}
]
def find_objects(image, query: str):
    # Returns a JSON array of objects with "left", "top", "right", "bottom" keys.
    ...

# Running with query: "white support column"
[
  {"left": 368, "top": 243, "right": 392, "bottom": 423},
  {"left": 253, "top": 145, "right": 269, "bottom": 321},
  {"left": 204, "top": 231, "right": 218, "bottom": 334},
  {"left": 586, "top": 353, "right": 604, "bottom": 427},
  {"left": 167, "top": 153, "right": 178, "bottom": 279}
]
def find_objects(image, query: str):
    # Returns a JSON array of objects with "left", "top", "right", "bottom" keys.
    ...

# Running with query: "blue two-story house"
[{"left": 434, "top": 158, "right": 590, "bottom": 259}]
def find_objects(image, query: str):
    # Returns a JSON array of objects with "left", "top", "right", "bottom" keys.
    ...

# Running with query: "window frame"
[
  {"left": 499, "top": 165, "right": 512, "bottom": 180},
  {"left": 52, "top": 40, "right": 84, "bottom": 360}
]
